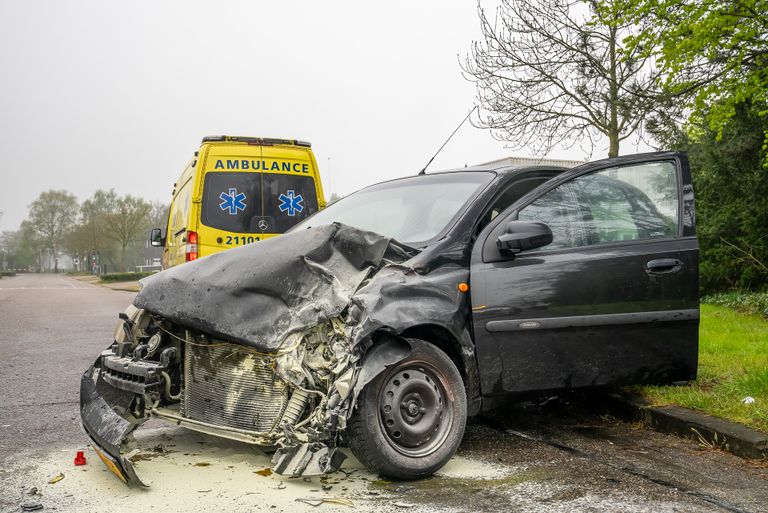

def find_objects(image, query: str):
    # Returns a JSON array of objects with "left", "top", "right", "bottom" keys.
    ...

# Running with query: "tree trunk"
[
  {"left": 52, "top": 243, "right": 58, "bottom": 273},
  {"left": 121, "top": 244, "right": 127, "bottom": 272},
  {"left": 608, "top": 24, "right": 620, "bottom": 158},
  {"left": 608, "top": 131, "right": 620, "bottom": 158}
]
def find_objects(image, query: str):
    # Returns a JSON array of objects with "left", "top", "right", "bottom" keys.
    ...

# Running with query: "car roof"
[
  {"left": 359, "top": 151, "right": 684, "bottom": 191},
  {"left": 354, "top": 164, "right": 567, "bottom": 193},
  {"left": 435, "top": 163, "right": 569, "bottom": 175}
]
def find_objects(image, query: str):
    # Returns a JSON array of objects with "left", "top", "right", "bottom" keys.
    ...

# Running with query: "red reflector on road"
[{"left": 74, "top": 450, "right": 87, "bottom": 466}]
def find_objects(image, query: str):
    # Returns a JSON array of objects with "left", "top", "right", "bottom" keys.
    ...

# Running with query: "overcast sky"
[{"left": 0, "top": 0, "right": 640, "bottom": 232}]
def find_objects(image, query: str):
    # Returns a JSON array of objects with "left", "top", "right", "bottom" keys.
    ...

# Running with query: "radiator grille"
[{"left": 183, "top": 341, "right": 288, "bottom": 433}]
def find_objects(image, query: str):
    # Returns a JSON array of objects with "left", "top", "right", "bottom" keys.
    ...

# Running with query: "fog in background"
[{"left": 0, "top": 0, "right": 614, "bottom": 231}]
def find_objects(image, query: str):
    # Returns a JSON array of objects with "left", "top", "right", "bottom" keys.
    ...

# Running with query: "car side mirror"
[
  {"left": 496, "top": 221, "right": 553, "bottom": 256},
  {"left": 149, "top": 228, "right": 164, "bottom": 247}
]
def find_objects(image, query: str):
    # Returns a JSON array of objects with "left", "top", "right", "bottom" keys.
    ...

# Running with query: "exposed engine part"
[
  {"left": 146, "top": 333, "right": 162, "bottom": 356},
  {"left": 99, "top": 351, "right": 164, "bottom": 395},
  {"left": 280, "top": 388, "right": 310, "bottom": 427},
  {"left": 159, "top": 347, "right": 179, "bottom": 367},
  {"left": 160, "top": 371, "right": 181, "bottom": 401},
  {"left": 182, "top": 339, "right": 289, "bottom": 433}
]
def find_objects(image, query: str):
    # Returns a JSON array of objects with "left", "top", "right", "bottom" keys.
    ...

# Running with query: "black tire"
[{"left": 346, "top": 338, "right": 467, "bottom": 480}]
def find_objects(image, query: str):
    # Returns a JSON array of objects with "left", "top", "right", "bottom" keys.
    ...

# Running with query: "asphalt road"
[{"left": 1, "top": 273, "right": 766, "bottom": 513}]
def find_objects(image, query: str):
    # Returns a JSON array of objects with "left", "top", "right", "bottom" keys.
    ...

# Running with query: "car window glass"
[
  {"left": 201, "top": 172, "right": 319, "bottom": 234},
  {"left": 518, "top": 161, "right": 679, "bottom": 250},
  {"left": 476, "top": 177, "right": 553, "bottom": 234},
  {"left": 292, "top": 173, "right": 493, "bottom": 244},
  {"left": 262, "top": 174, "right": 319, "bottom": 232},
  {"left": 170, "top": 178, "right": 192, "bottom": 236}
]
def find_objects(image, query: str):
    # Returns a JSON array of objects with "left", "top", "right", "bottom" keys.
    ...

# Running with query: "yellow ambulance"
[{"left": 151, "top": 136, "right": 325, "bottom": 268}]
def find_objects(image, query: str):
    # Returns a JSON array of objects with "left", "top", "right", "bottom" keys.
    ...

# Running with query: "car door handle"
[{"left": 645, "top": 258, "right": 683, "bottom": 275}]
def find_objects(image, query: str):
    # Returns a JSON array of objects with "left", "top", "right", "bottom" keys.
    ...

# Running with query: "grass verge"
[
  {"left": 99, "top": 271, "right": 154, "bottom": 282},
  {"left": 639, "top": 304, "right": 768, "bottom": 433}
]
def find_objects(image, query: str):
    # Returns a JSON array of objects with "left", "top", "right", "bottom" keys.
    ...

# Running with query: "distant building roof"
[{"left": 480, "top": 155, "right": 586, "bottom": 169}]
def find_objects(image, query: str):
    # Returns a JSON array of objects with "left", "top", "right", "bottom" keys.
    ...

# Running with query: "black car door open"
[{"left": 470, "top": 153, "right": 699, "bottom": 396}]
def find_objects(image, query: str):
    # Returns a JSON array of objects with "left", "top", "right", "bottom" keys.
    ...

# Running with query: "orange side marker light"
[{"left": 458, "top": 282, "right": 469, "bottom": 293}]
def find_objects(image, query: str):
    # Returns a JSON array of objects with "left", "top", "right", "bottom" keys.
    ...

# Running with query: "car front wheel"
[{"left": 346, "top": 338, "right": 467, "bottom": 479}]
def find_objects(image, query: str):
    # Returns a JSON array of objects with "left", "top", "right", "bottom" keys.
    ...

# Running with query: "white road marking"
[
  {"left": 0, "top": 287, "right": 93, "bottom": 290},
  {"left": 58, "top": 274, "right": 78, "bottom": 289}
]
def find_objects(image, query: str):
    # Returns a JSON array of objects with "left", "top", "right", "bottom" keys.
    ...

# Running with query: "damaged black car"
[{"left": 80, "top": 152, "right": 699, "bottom": 485}]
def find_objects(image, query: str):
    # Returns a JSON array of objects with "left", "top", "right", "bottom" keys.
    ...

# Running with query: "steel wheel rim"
[{"left": 378, "top": 362, "right": 454, "bottom": 458}]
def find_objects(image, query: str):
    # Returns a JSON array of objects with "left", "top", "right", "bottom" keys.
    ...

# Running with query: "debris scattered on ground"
[
  {"left": 193, "top": 461, "right": 211, "bottom": 467},
  {"left": 277, "top": 482, "right": 286, "bottom": 490},
  {"left": 255, "top": 468, "right": 273, "bottom": 477},
  {"left": 48, "top": 472, "right": 64, "bottom": 484},
  {"left": 27, "top": 487, "right": 39, "bottom": 496},
  {"left": 321, "top": 484, "right": 333, "bottom": 491},
  {"left": 295, "top": 497, "right": 354, "bottom": 507},
  {"left": 20, "top": 503, "right": 43, "bottom": 512},
  {"left": 197, "top": 489, "right": 211, "bottom": 493},
  {"left": 741, "top": 396, "right": 756, "bottom": 405},
  {"left": 74, "top": 450, "right": 87, "bottom": 466},
  {"left": 392, "top": 502, "right": 416, "bottom": 509}
]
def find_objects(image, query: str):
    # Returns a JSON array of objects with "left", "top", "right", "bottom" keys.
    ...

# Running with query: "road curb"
[{"left": 598, "top": 391, "right": 768, "bottom": 460}]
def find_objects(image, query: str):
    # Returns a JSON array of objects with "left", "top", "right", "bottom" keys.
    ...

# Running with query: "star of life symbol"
[
  {"left": 219, "top": 188, "right": 247, "bottom": 215},
  {"left": 278, "top": 190, "right": 304, "bottom": 216}
]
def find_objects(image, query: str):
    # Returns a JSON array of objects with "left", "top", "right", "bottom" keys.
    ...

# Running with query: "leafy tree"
[
  {"left": 652, "top": 102, "right": 768, "bottom": 291},
  {"left": 25, "top": 190, "right": 79, "bottom": 272},
  {"left": 104, "top": 195, "right": 151, "bottom": 272},
  {"left": 0, "top": 231, "right": 32, "bottom": 269},
  {"left": 80, "top": 189, "right": 119, "bottom": 270},
  {"left": 625, "top": 0, "right": 768, "bottom": 151},
  {"left": 463, "top": 0, "right": 663, "bottom": 157}
]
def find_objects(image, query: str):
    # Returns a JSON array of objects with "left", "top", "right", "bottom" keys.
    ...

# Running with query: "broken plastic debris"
[
  {"left": 392, "top": 502, "right": 416, "bottom": 509},
  {"left": 74, "top": 450, "right": 87, "bottom": 466},
  {"left": 193, "top": 461, "right": 211, "bottom": 467},
  {"left": 741, "top": 396, "right": 756, "bottom": 404},
  {"left": 255, "top": 468, "right": 273, "bottom": 477},
  {"left": 48, "top": 473, "right": 64, "bottom": 484},
  {"left": 21, "top": 503, "right": 43, "bottom": 512},
  {"left": 295, "top": 497, "right": 354, "bottom": 507}
]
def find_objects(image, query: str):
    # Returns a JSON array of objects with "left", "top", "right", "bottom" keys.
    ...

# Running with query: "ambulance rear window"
[{"left": 201, "top": 172, "right": 319, "bottom": 234}]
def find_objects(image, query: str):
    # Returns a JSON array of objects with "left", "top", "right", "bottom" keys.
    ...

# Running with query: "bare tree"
[
  {"left": 104, "top": 195, "right": 151, "bottom": 272},
  {"left": 463, "top": 0, "right": 663, "bottom": 157},
  {"left": 25, "top": 190, "right": 79, "bottom": 272},
  {"left": 147, "top": 200, "right": 169, "bottom": 231}
]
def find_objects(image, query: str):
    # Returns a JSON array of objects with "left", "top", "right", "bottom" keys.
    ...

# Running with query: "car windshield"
[{"left": 292, "top": 172, "right": 493, "bottom": 244}]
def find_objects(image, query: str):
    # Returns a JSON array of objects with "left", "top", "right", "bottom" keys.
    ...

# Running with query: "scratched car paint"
[{"left": 80, "top": 152, "right": 699, "bottom": 485}]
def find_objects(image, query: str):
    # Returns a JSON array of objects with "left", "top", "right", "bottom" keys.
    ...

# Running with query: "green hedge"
[
  {"left": 701, "top": 291, "right": 768, "bottom": 318},
  {"left": 0, "top": 271, "right": 15, "bottom": 277},
  {"left": 100, "top": 272, "right": 154, "bottom": 283}
]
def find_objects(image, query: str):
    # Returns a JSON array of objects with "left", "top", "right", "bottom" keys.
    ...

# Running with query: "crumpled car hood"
[{"left": 134, "top": 223, "right": 416, "bottom": 352}]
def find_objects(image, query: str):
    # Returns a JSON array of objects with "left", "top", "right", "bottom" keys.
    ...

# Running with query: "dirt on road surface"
[{"left": 1, "top": 273, "right": 766, "bottom": 513}]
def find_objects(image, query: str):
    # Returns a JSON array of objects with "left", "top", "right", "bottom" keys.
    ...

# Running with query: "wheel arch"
[{"left": 377, "top": 323, "right": 482, "bottom": 416}]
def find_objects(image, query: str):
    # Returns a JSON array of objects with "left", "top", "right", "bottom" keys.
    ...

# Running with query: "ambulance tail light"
[{"left": 186, "top": 231, "right": 199, "bottom": 262}]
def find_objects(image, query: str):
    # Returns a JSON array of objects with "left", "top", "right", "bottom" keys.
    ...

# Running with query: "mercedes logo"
[{"left": 258, "top": 220, "right": 268, "bottom": 231}]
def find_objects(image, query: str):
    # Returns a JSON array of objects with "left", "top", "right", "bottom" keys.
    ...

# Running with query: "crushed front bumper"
[{"left": 79, "top": 363, "right": 148, "bottom": 486}]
